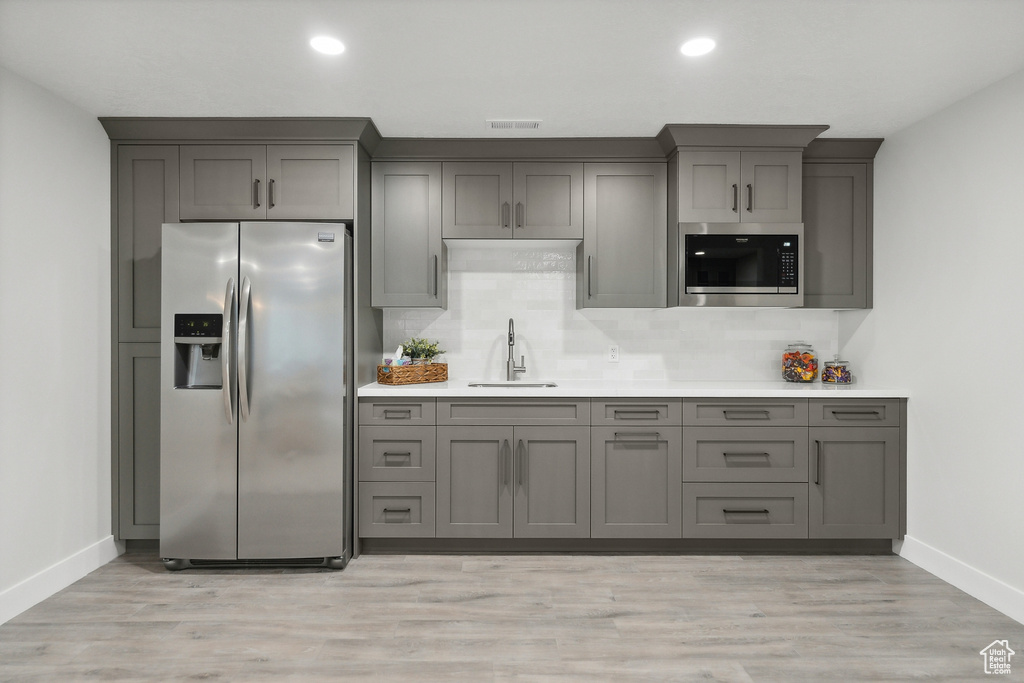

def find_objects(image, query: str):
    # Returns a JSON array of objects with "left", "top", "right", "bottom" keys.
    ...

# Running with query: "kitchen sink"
[{"left": 469, "top": 381, "right": 558, "bottom": 388}]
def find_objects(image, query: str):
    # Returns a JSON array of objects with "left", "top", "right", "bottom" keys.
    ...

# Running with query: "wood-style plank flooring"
[{"left": 1, "top": 549, "right": 1021, "bottom": 681}]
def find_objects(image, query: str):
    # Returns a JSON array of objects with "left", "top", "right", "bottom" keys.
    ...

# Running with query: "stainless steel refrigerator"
[{"left": 159, "top": 222, "right": 351, "bottom": 570}]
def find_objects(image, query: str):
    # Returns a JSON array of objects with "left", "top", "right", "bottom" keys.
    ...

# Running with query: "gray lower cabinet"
[
  {"left": 683, "top": 483, "right": 809, "bottom": 539},
  {"left": 809, "top": 427, "right": 900, "bottom": 538},
  {"left": 359, "top": 482, "right": 436, "bottom": 538},
  {"left": 591, "top": 426, "right": 682, "bottom": 538},
  {"left": 436, "top": 425, "right": 590, "bottom": 538},
  {"left": 180, "top": 144, "right": 354, "bottom": 220},
  {"left": 117, "top": 343, "right": 161, "bottom": 539},
  {"left": 802, "top": 163, "right": 870, "bottom": 308},
  {"left": 358, "top": 426, "right": 436, "bottom": 482},
  {"left": 371, "top": 161, "right": 445, "bottom": 307},
  {"left": 578, "top": 162, "right": 667, "bottom": 308},
  {"left": 683, "top": 426, "right": 809, "bottom": 483}
]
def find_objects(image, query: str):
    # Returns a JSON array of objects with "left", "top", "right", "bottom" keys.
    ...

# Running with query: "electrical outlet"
[{"left": 608, "top": 345, "right": 619, "bottom": 363}]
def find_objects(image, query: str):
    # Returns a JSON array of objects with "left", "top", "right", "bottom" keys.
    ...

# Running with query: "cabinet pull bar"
[
  {"left": 746, "top": 183, "right": 752, "bottom": 212},
  {"left": 722, "top": 452, "right": 770, "bottom": 458},
  {"left": 253, "top": 179, "right": 261, "bottom": 209},
  {"left": 502, "top": 439, "right": 510, "bottom": 487},
  {"left": 613, "top": 409, "right": 661, "bottom": 419},
  {"left": 516, "top": 202, "right": 523, "bottom": 228},
  {"left": 382, "top": 507, "right": 411, "bottom": 514},
  {"left": 432, "top": 254, "right": 438, "bottom": 296},
  {"left": 382, "top": 451, "right": 412, "bottom": 458},
  {"left": 723, "top": 409, "right": 771, "bottom": 419},
  {"left": 830, "top": 410, "right": 881, "bottom": 417},
  {"left": 587, "top": 256, "right": 593, "bottom": 298},
  {"left": 383, "top": 409, "right": 413, "bottom": 419},
  {"left": 815, "top": 439, "right": 822, "bottom": 485},
  {"left": 502, "top": 202, "right": 510, "bottom": 228},
  {"left": 517, "top": 439, "right": 525, "bottom": 487},
  {"left": 723, "top": 508, "right": 770, "bottom": 515},
  {"left": 268, "top": 178, "right": 275, "bottom": 208},
  {"left": 732, "top": 184, "right": 738, "bottom": 213},
  {"left": 613, "top": 431, "right": 661, "bottom": 440}
]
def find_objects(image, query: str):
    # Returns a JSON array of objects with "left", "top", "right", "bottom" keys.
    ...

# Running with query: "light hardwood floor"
[{"left": 1, "top": 549, "right": 1021, "bottom": 681}]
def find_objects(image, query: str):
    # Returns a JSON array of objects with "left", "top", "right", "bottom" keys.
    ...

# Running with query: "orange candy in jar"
[{"left": 782, "top": 342, "right": 818, "bottom": 382}]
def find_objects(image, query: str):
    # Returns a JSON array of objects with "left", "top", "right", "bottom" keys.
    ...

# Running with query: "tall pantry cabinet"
[{"left": 103, "top": 118, "right": 380, "bottom": 542}]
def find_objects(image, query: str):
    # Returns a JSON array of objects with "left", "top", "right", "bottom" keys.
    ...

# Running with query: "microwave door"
[{"left": 685, "top": 234, "right": 781, "bottom": 294}]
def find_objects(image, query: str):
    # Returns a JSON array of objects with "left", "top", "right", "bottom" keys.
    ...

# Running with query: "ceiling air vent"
[{"left": 486, "top": 119, "right": 542, "bottom": 130}]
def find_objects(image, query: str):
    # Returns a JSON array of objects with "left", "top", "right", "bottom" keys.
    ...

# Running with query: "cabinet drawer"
[
  {"left": 358, "top": 482, "right": 435, "bottom": 538},
  {"left": 359, "top": 398, "right": 436, "bottom": 426},
  {"left": 591, "top": 399, "right": 681, "bottom": 426},
  {"left": 358, "top": 426, "right": 436, "bottom": 482},
  {"left": 683, "top": 427, "right": 808, "bottom": 483},
  {"left": 683, "top": 399, "right": 808, "bottom": 426},
  {"left": 682, "top": 483, "right": 808, "bottom": 539},
  {"left": 809, "top": 399, "right": 900, "bottom": 427},
  {"left": 437, "top": 399, "right": 590, "bottom": 426}
]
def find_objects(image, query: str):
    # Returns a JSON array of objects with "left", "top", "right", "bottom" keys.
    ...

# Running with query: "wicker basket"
[{"left": 377, "top": 362, "right": 448, "bottom": 385}]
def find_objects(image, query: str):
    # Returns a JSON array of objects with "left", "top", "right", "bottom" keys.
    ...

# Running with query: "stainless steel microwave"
[{"left": 678, "top": 223, "right": 804, "bottom": 307}]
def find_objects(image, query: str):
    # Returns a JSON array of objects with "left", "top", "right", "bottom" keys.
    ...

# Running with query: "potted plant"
[{"left": 401, "top": 337, "right": 445, "bottom": 364}]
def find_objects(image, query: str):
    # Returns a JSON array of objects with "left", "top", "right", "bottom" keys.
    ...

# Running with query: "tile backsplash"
[{"left": 383, "top": 242, "right": 838, "bottom": 382}]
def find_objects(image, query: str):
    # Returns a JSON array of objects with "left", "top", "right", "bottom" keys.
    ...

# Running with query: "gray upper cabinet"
[
  {"left": 578, "top": 162, "right": 667, "bottom": 308},
  {"left": 117, "top": 145, "right": 178, "bottom": 342},
  {"left": 802, "top": 163, "right": 869, "bottom": 308},
  {"left": 442, "top": 161, "right": 583, "bottom": 239},
  {"left": 808, "top": 427, "right": 900, "bottom": 538},
  {"left": 179, "top": 144, "right": 354, "bottom": 221},
  {"left": 371, "top": 162, "right": 446, "bottom": 307},
  {"left": 676, "top": 150, "right": 802, "bottom": 223}
]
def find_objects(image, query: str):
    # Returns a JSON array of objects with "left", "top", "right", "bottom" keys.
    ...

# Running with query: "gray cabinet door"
[
  {"left": 809, "top": 427, "right": 900, "bottom": 538},
  {"left": 512, "top": 162, "right": 583, "bottom": 239},
  {"left": 436, "top": 426, "right": 514, "bottom": 538},
  {"left": 117, "top": 146, "right": 178, "bottom": 342},
  {"left": 683, "top": 426, "right": 809, "bottom": 483},
  {"left": 591, "top": 426, "right": 682, "bottom": 538},
  {"left": 442, "top": 162, "right": 512, "bottom": 238},
  {"left": 676, "top": 151, "right": 742, "bottom": 223},
  {"left": 740, "top": 151, "right": 802, "bottom": 223},
  {"left": 371, "top": 162, "right": 445, "bottom": 307},
  {"left": 266, "top": 144, "right": 354, "bottom": 220},
  {"left": 802, "top": 163, "right": 869, "bottom": 308},
  {"left": 513, "top": 426, "right": 591, "bottom": 538},
  {"left": 117, "top": 343, "right": 161, "bottom": 539},
  {"left": 179, "top": 145, "right": 266, "bottom": 220},
  {"left": 579, "top": 162, "right": 667, "bottom": 308}
]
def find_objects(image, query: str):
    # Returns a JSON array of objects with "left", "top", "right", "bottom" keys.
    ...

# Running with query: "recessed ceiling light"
[
  {"left": 680, "top": 37, "right": 716, "bottom": 57},
  {"left": 310, "top": 36, "right": 345, "bottom": 55}
]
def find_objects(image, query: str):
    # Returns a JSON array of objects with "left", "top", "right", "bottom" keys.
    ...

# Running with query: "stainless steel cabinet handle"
[
  {"left": 746, "top": 183, "right": 752, "bottom": 212},
  {"left": 723, "top": 508, "right": 770, "bottom": 515},
  {"left": 723, "top": 409, "right": 770, "bottom": 420},
  {"left": 237, "top": 276, "right": 252, "bottom": 422},
  {"left": 517, "top": 439, "right": 525, "bottom": 487},
  {"left": 815, "top": 439, "right": 822, "bottom": 485},
  {"left": 732, "top": 184, "right": 738, "bottom": 213},
  {"left": 830, "top": 410, "right": 881, "bottom": 418},
  {"left": 268, "top": 178, "right": 275, "bottom": 209},
  {"left": 502, "top": 202, "right": 510, "bottom": 228},
  {"left": 722, "top": 452, "right": 771, "bottom": 462},
  {"left": 613, "top": 431, "right": 661, "bottom": 440},
  {"left": 587, "top": 256, "right": 593, "bottom": 298},
  {"left": 383, "top": 409, "right": 412, "bottom": 419},
  {"left": 432, "top": 255, "right": 438, "bottom": 296},
  {"left": 382, "top": 451, "right": 412, "bottom": 458},
  {"left": 221, "top": 278, "right": 236, "bottom": 425},
  {"left": 253, "top": 179, "right": 261, "bottom": 209},
  {"left": 516, "top": 202, "right": 523, "bottom": 228},
  {"left": 502, "top": 439, "right": 511, "bottom": 487},
  {"left": 613, "top": 409, "right": 661, "bottom": 420},
  {"left": 382, "top": 507, "right": 411, "bottom": 516}
]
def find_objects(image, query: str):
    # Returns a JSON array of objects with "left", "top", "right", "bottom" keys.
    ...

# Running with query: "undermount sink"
[{"left": 469, "top": 381, "right": 558, "bottom": 388}]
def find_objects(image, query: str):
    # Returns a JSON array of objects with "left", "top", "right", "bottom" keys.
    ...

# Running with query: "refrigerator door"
[
  {"left": 160, "top": 223, "right": 239, "bottom": 561},
  {"left": 236, "top": 222, "right": 348, "bottom": 559}
]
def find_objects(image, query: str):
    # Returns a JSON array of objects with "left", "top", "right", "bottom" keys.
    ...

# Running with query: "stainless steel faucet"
[{"left": 506, "top": 318, "right": 527, "bottom": 381}]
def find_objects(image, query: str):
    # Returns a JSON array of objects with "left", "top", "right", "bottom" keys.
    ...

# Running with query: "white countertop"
[{"left": 357, "top": 379, "right": 908, "bottom": 399}]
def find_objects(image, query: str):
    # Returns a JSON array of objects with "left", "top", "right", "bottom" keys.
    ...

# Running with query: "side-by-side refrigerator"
[{"left": 159, "top": 222, "right": 352, "bottom": 570}]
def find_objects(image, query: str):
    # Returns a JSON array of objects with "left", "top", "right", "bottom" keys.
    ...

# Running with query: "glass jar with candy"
[{"left": 782, "top": 342, "right": 818, "bottom": 382}]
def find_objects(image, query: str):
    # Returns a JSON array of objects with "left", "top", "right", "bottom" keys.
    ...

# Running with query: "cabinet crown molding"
[{"left": 656, "top": 124, "right": 830, "bottom": 154}]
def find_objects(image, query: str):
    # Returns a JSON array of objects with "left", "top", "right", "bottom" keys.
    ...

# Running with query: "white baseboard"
[
  {"left": 0, "top": 535, "right": 123, "bottom": 625},
  {"left": 898, "top": 535, "right": 1024, "bottom": 625}
]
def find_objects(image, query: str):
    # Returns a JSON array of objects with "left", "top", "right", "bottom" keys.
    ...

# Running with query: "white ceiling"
[{"left": 2, "top": 0, "right": 1024, "bottom": 139}]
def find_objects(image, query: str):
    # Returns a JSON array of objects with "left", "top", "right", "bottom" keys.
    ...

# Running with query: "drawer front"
[
  {"left": 358, "top": 426, "right": 436, "bottom": 482},
  {"left": 683, "top": 427, "right": 809, "bottom": 483},
  {"left": 591, "top": 399, "right": 682, "bottom": 426},
  {"left": 683, "top": 399, "right": 808, "bottom": 426},
  {"left": 437, "top": 399, "right": 590, "bottom": 426},
  {"left": 359, "top": 399, "right": 436, "bottom": 426},
  {"left": 682, "top": 483, "right": 808, "bottom": 539},
  {"left": 809, "top": 399, "right": 900, "bottom": 427},
  {"left": 358, "top": 482, "right": 436, "bottom": 538}
]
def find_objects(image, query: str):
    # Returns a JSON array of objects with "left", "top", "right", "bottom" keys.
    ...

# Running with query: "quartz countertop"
[{"left": 357, "top": 379, "right": 908, "bottom": 399}]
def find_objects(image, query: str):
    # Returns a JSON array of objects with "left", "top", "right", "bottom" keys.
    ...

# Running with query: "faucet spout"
[{"left": 505, "top": 317, "right": 527, "bottom": 381}]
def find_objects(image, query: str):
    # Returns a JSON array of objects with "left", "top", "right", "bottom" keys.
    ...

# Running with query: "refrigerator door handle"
[
  {"left": 238, "top": 276, "right": 252, "bottom": 422},
  {"left": 222, "top": 278, "right": 236, "bottom": 425}
]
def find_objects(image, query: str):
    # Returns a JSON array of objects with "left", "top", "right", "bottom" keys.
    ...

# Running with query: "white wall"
[
  {"left": 841, "top": 68, "right": 1024, "bottom": 623},
  {"left": 0, "top": 66, "right": 118, "bottom": 624},
  {"left": 385, "top": 242, "right": 839, "bottom": 382}
]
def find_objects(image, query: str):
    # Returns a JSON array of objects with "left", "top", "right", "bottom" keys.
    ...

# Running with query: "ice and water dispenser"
[{"left": 173, "top": 313, "right": 224, "bottom": 389}]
